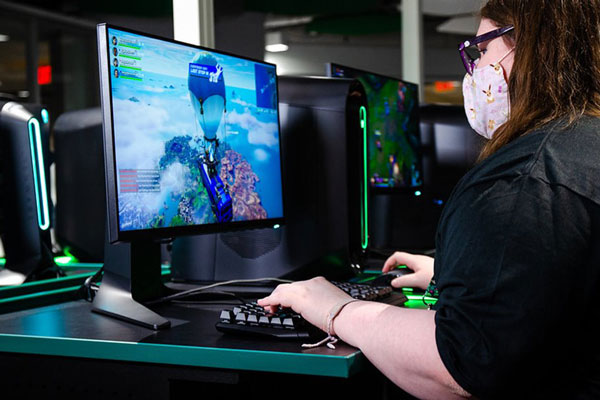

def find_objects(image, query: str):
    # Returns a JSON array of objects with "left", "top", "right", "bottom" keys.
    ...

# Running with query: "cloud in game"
[
  {"left": 230, "top": 97, "right": 253, "bottom": 107},
  {"left": 226, "top": 109, "right": 279, "bottom": 147},
  {"left": 161, "top": 162, "right": 189, "bottom": 194},
  {"left": 112, "top": 98, "right": 170, "bottom": 169},
  {"left": 254, "top": 148, "right": 269, "bottom": 162}
]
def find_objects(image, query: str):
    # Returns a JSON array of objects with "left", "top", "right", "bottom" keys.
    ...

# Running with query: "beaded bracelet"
[{"left": 302, "top": 298, "right": 360, "bottom": 349}]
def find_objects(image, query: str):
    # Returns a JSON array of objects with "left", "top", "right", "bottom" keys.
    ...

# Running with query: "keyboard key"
[
  {"left": 235, "top": 313, "right": 247, "bottom": 322},
  {"left": 219, "top": 310, "right": 232, "bottom": 321},
  {"left": 282, "top": 318, "right": 294, "bottom": 328}
]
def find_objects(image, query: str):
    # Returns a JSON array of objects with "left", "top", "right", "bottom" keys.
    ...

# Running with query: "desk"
[{"left": 0, "top": 272, "right": 425, "bottom": 399}]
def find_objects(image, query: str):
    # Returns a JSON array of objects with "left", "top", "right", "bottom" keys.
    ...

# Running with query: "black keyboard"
[{"left": 215, "top": 281, "right": 408, "bottom": 340}]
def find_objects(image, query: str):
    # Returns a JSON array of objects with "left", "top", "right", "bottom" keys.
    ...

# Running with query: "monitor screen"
[
  {"left": 100, "top": 26, "right": 284, "bottom": 241},
  {"left": 328, "top": 63, "right": 422, "bottom": 190}
]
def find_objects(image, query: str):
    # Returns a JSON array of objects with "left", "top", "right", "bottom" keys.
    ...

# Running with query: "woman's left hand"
[{"left": 257, "top": 276, "right": 352, "bottom": 332}]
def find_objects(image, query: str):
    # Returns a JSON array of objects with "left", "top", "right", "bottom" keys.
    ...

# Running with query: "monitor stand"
[{"left": 92, "top": 230, "right": 172, "bottom": 330}]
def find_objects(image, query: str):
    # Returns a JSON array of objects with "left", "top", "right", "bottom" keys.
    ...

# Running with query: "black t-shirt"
[{"left": 433, "top": 116, "right": 600, "bottom": 399}]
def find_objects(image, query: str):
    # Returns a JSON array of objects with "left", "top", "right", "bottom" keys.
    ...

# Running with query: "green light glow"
[
  {"left": 62, "top": 247, "right": 80, "bottom": 264},
  {"left": 28, "top": 118, "right": 50, "bottom": 231},
  {"left": 273, "top": 224, "right": 280, "bottom": 229},
  {"left": 54, "top": 256, "right": 74, "bottom": 265},
  {"left": 406, "top": 294, "right": 437, "bottom": 303},
  {"left": 0, "top": 258, "right": 5, "bottom": 266},
  {"left": 359, "top": 106, "right": 369, "bottom": 250}
]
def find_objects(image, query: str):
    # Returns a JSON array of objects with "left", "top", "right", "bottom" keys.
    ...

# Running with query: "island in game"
[{"left": 109, "top": 28, "right": 283, "bottom": 232}]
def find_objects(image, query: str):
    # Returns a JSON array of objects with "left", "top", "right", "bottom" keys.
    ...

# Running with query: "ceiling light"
[
  {"left": 265, "top": 31, "right": 288, "bottom": 53},
  {"left": 265, "top": 43, "right": 289, "bottom": 53}
]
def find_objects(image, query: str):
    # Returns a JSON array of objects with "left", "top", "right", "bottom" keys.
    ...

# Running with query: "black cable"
[
  {"left": 147, "top": 277, "right": 291, "bottom": 305},
  {"left": 80, "top": 267, "right": 103, "bottom": 302},
  {"left": 169, "top": 290, "right": 248, "bottom": 305},
  {"left": 80, "top": 271, "right": 286, "bottom": 305}
]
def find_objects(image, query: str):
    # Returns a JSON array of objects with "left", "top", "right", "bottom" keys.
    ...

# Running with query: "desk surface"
[
  {"left": 0, "top": 264, "right": 432, "bottom": 381},
  {"left": 0, "top": 299, "right": 364, "bottom": 378}
]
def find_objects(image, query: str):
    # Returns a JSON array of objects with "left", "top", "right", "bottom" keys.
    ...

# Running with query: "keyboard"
[{"left": 215, "top": 281, "right": 408, "bottom": 340}]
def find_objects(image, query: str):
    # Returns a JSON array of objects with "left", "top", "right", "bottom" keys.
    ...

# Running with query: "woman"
[{"left": 259, "top": 0, "right": 600, "bottom": 398}]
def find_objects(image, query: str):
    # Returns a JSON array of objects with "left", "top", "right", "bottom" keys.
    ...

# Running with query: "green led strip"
[
  {"left": 28, "top": 118, "right": 50, "bottom": 231},
  {"left": 359, "top": 106, "right": 368, "bottom": 250}
]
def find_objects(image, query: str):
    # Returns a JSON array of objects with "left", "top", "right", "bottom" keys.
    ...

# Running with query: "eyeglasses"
[{"left": 458, "top": 25, "right": 514, "bottom": 75}]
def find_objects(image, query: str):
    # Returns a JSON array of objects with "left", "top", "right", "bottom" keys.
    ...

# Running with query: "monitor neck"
[{"left": 92, "top": 227, "right": 171, "bottom": 330}]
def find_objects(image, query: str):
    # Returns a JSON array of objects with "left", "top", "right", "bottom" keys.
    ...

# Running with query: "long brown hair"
[{"left": 478, "top": 0, "right": 600, "bottom": 160}]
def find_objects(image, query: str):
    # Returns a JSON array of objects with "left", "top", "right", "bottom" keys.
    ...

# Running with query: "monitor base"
[
  {"left": 92, "top": 234, "right": 171, "bottom": 330},
  {"left": 92, "top": 269, "right": 170, "bottom": 330}
]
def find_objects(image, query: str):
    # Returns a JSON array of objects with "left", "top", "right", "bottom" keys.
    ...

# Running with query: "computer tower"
[
  {"left": 170, "top": 76, "right": 369, "bottom": 282},
  {"left": 53, "top": 108, "right": 106, "bottom": 261},
  {"left": 0, "top": 101, "right": 57, "bottom": 284}
]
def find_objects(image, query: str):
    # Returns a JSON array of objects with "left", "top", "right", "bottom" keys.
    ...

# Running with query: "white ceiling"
[
  {"left": 421, "top": 0, "right": 483, "bottom": 17},
  {"left": 436, "top": 15, "right": 479, "bottom": 35}
]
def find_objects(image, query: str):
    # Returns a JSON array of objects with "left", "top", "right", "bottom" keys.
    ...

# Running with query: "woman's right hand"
[{"left": 382, "top": 252, "right": 434, "bottom": 290}]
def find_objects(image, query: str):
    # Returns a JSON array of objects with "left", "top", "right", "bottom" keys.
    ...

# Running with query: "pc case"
[
  {"left": 0, "top": 101, "right": 57, "bottom": 284},
  {"left": 170, "top": 76, "right": 369, "bottom": 282},
  {"left": 53, "top": 108, "right": 106, "bottom": 261}
]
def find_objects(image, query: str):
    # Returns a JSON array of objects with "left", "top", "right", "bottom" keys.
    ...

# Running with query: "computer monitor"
[
  {"left": 326, "top": 63, "right": 423, "bottom": 192},
  {"left": 95, "top": 24, "right": 284, "bottom": 328}
]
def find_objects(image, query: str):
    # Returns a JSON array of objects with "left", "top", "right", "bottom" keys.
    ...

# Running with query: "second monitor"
[{"left": 327, "top": 63, "right": 423, "bottom": 192}]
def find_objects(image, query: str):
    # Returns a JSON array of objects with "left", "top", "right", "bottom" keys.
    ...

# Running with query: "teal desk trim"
[
  {"left": 0, "top": 273, "right": 92, "bottom": 299},
  {"left": 0, "top": 333, "right": 365, "bottom": 378}
]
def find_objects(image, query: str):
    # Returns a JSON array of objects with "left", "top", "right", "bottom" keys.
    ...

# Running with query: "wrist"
[{"left": 328, "top": 298, "right": 361, "bottom": 336}]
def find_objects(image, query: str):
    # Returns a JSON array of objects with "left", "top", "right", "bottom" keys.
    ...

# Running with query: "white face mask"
[{"left": 462, "top": 49, "right": 513, "bottom": 139}]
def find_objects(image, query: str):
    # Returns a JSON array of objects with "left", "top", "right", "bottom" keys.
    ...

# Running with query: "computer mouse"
[{"left": 370, "top": 268, "right": 413, "bottom": 287}]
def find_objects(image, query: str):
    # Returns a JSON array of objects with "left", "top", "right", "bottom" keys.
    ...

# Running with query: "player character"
[{"left": 188, "top": 52, "right": 232, "bottom": 222}]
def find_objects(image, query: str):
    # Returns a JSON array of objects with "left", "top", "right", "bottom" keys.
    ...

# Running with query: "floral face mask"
[{"left": 462, "top": 48, "right": 513, "bottom": 139}]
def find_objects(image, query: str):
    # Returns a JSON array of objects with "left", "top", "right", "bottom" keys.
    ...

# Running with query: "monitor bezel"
[
  {"left": 325, "top": 62, "right": 424, "bottom": 194},
  {"left": 98, "top": 23, "right": 285, "bottom": 244}
]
